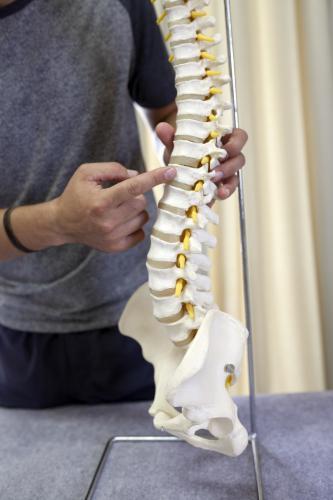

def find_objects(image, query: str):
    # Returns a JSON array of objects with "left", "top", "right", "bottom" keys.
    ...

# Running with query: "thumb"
[{"left": 155, "top": 122, "right": 175, "bottom": 149}]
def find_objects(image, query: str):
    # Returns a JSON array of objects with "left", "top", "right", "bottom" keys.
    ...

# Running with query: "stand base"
[{"left": 85, "top": 434, "right": 264, "bottom": 500}]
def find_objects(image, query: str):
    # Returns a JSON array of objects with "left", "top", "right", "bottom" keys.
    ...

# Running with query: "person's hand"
[
  {"left": 156, "top": 123, "right": 248, "bottom": 200},
  {"left": 53, "top": 162, "right": 176, "bottom": 252},
  {"left": 211, "top": 129, "right": 248, "bottom": 200}
]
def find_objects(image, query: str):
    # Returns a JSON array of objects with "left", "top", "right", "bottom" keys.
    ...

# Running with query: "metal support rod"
[
  {"left": 223, "top": 2, "right": 264, "bottom": 498},
  {"left": 223, "top": 0, "right": 257, "bottom": 437},
  {"left": 250, "top": 435, "right": 264, "bottom": 500}
]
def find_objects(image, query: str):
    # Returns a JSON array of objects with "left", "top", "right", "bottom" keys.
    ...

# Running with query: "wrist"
[
  {"left": 48, "top": 198, "right": 74, "bottom": 246},
  {"left": 9, "top": 201, "right": 70, "bottom": 251}
]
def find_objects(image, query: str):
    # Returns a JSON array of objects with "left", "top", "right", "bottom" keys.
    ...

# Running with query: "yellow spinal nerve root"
[
  {"left": 191, "top": 10, "right": 207, "bottom": 19},
  {"left": 156, "top": 10, "right": 166, "bottom": 24},
  {"left": 194, "top": 180, "right": 204, "bottom": 191},
  {"left": 176, "top": 254, "right": 186, "bottom": 269},
  {"left": 201, "top": 51, "right": 216, "bottom": 61},
  {"left": 197, "top": 33, "right": 214, "bottom": 43},
  {"left": 210, "top": 87, "right": 222, "bottom": 95},
  {"left": 200, "top": 156, "right": 210, "bottom": 165},
  {"left": 206, "top": 69, "right": 222, "bottom": 77},
  {"left": 175, "top": 278, "right": 187, "bottom": 297},
  {"left": 186, "top": 205, "right": 198, "bottom": 222},
  {"left": 181, "top": 229, "right": 191, "bottom": 251},
  {"left": 185, "top": 303, "right": 195, "bottom": 319},
  {"left": 225, "top": 374, "right": 234, "bottom": 388}
]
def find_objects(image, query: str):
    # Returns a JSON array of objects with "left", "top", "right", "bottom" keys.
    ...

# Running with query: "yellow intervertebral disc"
[
  {"left": 185, "top": 303, "right": 195, "bottom": 319},
  {"left": 169, "top": 54, "right": 175, "bottom": 63},
  {"left": 175, "top": 278, "right": 187, "bottom": 297},
  {"left": 164, "top": 32, "right": 171, "bottom": 42},
  {"left": 176, "top": 254, "right": 186, "bottom": 269}
]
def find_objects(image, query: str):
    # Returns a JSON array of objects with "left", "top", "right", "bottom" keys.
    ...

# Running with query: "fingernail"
[
  {"left": 127, "top": 169, "right": 139, "bottom": 177},
  {"left": 223, "top": 187, "right": 230, "bottom": 197},
  {"left": 212, "top": 171, "right": 225, "bottom": 182},
  {"left": 164, "top": 167, "right": 177, "bottom": 180}
]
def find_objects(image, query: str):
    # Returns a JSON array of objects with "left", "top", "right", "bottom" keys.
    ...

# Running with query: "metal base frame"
[
  {"left": 85, "top": 1, "right": 264, "bottom": 499},
  {"left": 85, "top": 434, "right": 263, "bottom": 500}
]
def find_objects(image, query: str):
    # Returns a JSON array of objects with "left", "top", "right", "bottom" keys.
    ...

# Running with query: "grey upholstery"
[{"left": 0, "top": 392, "right": 332, "bottom": 499}]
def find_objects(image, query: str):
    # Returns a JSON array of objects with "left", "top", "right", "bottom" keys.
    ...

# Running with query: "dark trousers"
[{"left": 0, "top": 323, "right": 154, "bottom": 409}]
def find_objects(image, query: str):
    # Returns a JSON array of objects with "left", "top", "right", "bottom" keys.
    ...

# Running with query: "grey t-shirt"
[{"left": 0, "top": 0, "right": 176, "bottom": 333}]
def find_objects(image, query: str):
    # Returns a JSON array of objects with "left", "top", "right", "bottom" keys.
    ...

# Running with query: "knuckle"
[
  {"left": 242, "top": 129, "right": 249, "bottom": 142},
  {"left": 153, "top": 171, "right": 163, "bottom": 185},
  {"left": 142, "top": 210, "right": 149, "bottom": 224},
  {"left": 238, "top": 153, "right": 246, "bottom": 167},
  {"left": 139, "top": 194, "right": 148, "bottom": 209},
  {"left": 135, "top": 230, "right": 145, "bottom": 244},
  {"left": 104, "top": 241, "right": 119, "bottom": 253},
  {"left": 110, "top": 161, "right": 122, "bottom": 168},
  {"left": 110, "top": 162, "right": 127, "bottom": 175},
  {"left": 109, "top": 223, "right": 123, "bottom": 239},
  {"left": 99, "top": 221, "right": 114, "bottom": 235},
  {"left": 110, "top": 239, "right": 127, "bottom": 253},
  {"left": 230, "top": 175, "right": 239, "bottom": 193},
  {"left": 91, "top": 201, "right": 105, "bottom": 217},
  {"left": 127, "top": 181, "right": 141, "bottom": 198},
  {"left": 131, "top": 195, "right": 147, "bottom": 212}
]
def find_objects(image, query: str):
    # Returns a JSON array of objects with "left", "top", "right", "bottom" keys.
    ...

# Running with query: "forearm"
[{"left": 0, "top": 201, "right": 63, "bottom": 261}]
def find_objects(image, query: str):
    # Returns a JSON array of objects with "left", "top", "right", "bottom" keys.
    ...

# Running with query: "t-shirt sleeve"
[{"left": 121, "top": 0, "right": 176, "bottom": 108}]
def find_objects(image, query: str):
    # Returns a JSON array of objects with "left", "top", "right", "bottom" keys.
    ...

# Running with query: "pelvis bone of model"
[{"left": 119, "top": 0, "right": 249, "bottom": 456}]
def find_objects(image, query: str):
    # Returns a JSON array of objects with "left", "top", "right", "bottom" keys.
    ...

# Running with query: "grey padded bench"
[{"left": 0, "top": 392, "right": 332, "bottom": 499}]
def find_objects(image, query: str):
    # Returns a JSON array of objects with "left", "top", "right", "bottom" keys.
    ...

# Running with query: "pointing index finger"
[{"left": 104, "top": 166, "right": 177, "bottom": 206}]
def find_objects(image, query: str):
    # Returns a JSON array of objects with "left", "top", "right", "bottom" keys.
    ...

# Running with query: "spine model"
[
  {"left": 148, "top": 0, "right": 231, "bottom": 347},
  {"left": 120, "top": 0, "right": 249, "bottom": 456}
]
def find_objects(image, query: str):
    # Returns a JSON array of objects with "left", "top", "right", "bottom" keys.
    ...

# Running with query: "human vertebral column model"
[{"left": 119, "top": 0, "right": 249, "bottom": 456}]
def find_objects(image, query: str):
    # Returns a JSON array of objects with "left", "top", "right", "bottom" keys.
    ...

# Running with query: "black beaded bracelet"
[{"left": 3, "top": 207, "right": 34, "bottom": 253}]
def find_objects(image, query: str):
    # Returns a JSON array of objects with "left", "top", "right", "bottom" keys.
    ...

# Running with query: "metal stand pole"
[{"left": 223, "top": 1, "right": 264, "bottom": 498}]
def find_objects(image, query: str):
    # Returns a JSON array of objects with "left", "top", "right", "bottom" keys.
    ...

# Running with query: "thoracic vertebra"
[{"left": 148, "top": 0, "right": 232, "bottom": 347}]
